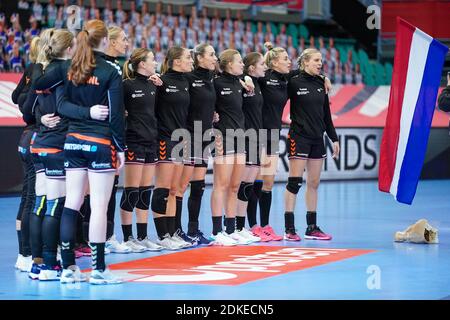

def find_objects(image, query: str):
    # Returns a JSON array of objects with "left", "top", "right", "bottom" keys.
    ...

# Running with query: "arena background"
[{"left": 0, "top": 0, "right": 449, "bottom": 192}]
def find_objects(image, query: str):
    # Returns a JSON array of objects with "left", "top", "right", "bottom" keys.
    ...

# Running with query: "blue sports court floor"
[{"left": 0, "top": 180, "right": 449, "bottom": 300}]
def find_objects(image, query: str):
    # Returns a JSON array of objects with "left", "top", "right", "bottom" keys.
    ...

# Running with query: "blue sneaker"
[
  {"left": 179, "top": 230, "right": 198, "bottom": 247},
  {"left": 188, "top": 230, "right": 211, "bottom": 246},
  {"left": 28, "top": 263, "right": 44, "bottom": 280}
]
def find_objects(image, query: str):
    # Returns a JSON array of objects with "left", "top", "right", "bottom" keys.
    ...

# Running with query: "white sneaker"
[
  {"left": 104, "top": 247, "right": 111, "bottom": 255},
  {"left": 210, "top": 232, "right": 238, "bottom": 246},
  {"left": 124, "top": 237, "right": 147, "bottom": 253},
  {"left": 138, "top": 237, "right": 163, "bottom": 251},
  {"left": 230, "top": 231, "right": 253, "bottom": 245},
  {"left": 60, "top": 265, "right": 87, "bottom": 284},
  {"left": 38, "top": 265, "right": 61, "bottom": 281},
  {"left": 15, "top": 254, "right": 32, "bottom": 272},
  {"left": 171, "top": 230, "right": 193, "bottom": 248},
  {"left": 156, "top": 234, "right": 184, "bottom": 250},
  {"left": 89, "top": 268, "right": 123, "bottom": 285},
  {"left": 236, "top": 228, "right": 261, "bottom": 243},
  {"left": 14, "top": 254, "right": 22, "bottom": 269},
  {"left": 106, "top": 235, "right": 132, "bottom": 254}
]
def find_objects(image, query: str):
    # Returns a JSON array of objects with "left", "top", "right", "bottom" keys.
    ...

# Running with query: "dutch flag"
[{"left": 379, "top": 18, "right": 449, "bottom": 205}]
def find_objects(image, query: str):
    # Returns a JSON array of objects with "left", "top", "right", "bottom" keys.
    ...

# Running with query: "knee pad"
[
  {"left": 136, "top": 186, "right": 153, "bottom": 210},
  {"left": 151, "top": 188, "right": 170, "bottom": 214},
  {"left": 33, "top": 195, "right": 47, "bottom": 217},
  {"left": 286, "top": 177, "right": 303, "bottom": 194},
  {"left": 237, "top": 182, "right": 254, "bottom": 202},
  {"left": 45, "top": 197, "right": 65, "bottom": 219},
  {"left": 120, "top": 187, "right": 139, "bottom": 212},
  {"left": 189, "top": 180, "right": 205, "bottom": 200}
]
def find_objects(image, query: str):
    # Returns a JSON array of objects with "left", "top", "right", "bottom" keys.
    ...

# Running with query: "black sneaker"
[{"left": 304, "top": 226, "right": 332, "bottom": 240}]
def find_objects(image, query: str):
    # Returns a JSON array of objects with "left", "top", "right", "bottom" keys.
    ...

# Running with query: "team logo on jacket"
[
  {"left": 243, "top": 91, "right": 256, "bottom": 98},
  {"left": 221, "top": 88, "right": 233, "bottom": 95},
  {"left": 266, "top": 79, "right": 280, "bottom": 86},
  {"left": 166, "top": 86, "right": 179, "bottom": 93},
  {"left": 132, "top": 90, "right": 145, "bottom": 98},
  {"left": 297, "top": 88, "right": 309, "bottom": 95},
  {"left": 192, "top": 80, "right": 204, "bottom": 88}
]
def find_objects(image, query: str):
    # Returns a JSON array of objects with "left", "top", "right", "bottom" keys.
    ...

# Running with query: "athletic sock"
[
  {"left": 224, "top": 217, "right": 236, "bottom": 235},
  {"left": 259, "top": 190, "right": 272, "bottom": 227},
  {"left": 17, "top": 230, "right": 23, "bottom": 255},
  {"left": 212, "top": 216, "right": 222, "bottom": 235},
  {"left": 60, "top": 207, "right": 78, "bottom": 269},
  {"left": 90, "top": 242, "right": 105, "bottom": 271},
  {"left": 306, "top": 211, "right": 317, "bottom": 230},
  {"left": 137, "top": 223, "right": 147, "bottom": 240},
  {"left": 167, "top": 216, "right": 176, "bottom": 236},
  {"left": 284, "top": 212, "right": 295, "bottom": 232},
  {"left": 175, "top": 196, "right": 183, "bottom": 232},
  {"left": 236, "top": 216, "right": 246, "bottom": 231},
  {"left": 122, "top": 224, "right": 133, "bottom": 241},
  {"left": 154, "top": 217, "right": 168, "bottom": 240}
]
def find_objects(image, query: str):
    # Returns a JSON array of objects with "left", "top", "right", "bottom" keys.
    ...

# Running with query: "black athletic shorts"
[
  {"left": 287, "top": 132, "right": 326, "bottom": 160},
  {"left": 18, "top": 127, "right": 34, "bottom": 160},
  {"left": 63, "top": 133, "right": 117, "bottom": 172},
  {"left": 33, "top": 149, "right": 65, "bottom": 178},
  {"left": 185, "top": 131, "right": 214, "bottom": 167},
  {"left": 157, "top": 137, "right": 187, "bottom": 164},
  {"left": 212, "top": 132, "right": 246, "bottom": 157},
  {"left": 29, "top": 131, "right": 45, "bottom": 174},
  {"left": 245, "top": 137, "right": 261, "bottom": 167},
  {"left": 261, "top": 129, "right": 281, "bottom": 156},
  {"left": 125, "top": 143, "right": 158, "bottom": 165}
]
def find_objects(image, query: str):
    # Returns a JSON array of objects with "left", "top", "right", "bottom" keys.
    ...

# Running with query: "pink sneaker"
[
  {"left": 250, "top": 225, "right": 271, "bottom": 242},
  {"left": 74, "top": 248, "right": 84, "bottom": 259},
  {"left": 284, "top": 229, "right": 301, "bottom": 241},
  {"left": 74, "top": 244, "right": 91, "bottom": 258},
  {"left": 304, "top": 226, "right": 332, "bottom": 240},
  {"left": 79, "top": 246, "right": 91, "bottom": 256},
  {"left": 261, "top": 225, "right": 283, "bottom": 241}
]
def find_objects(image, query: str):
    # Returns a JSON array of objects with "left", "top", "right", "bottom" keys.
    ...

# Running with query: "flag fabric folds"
[{"left": 379, "top": 17, "right": 449, "bottom": 204}]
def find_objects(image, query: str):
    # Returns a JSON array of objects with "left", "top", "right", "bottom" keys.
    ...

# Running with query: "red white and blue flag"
[{"left": 379, "top": 18, "right": 449, "bottom": 204}]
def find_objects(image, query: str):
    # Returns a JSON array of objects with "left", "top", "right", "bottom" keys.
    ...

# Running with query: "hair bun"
[{"left": 264, "top": 42, "right": 274, "bottom": 51}]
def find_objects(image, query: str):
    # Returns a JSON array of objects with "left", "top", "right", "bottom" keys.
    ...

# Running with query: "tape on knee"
[
  {"left": 151, "top": 188, "right": 170, "bottom": 214},
  {"left": 45, "top": 197, "right": 65, "bottom": 218},
  {"left": 238, "top": 182, "right": 253, "bottom": 202},
  {"left": 189, "top": 180, "right": 205, "bottom": 200},
  {"left": 136, "top": 186, "right": 153, "bottom": 210},
  {"left": 120, "top": 187, "right": 139, "bottom": 212},
  {"left": 286, "top": 177, "right": 302, "bottom": 194}
]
